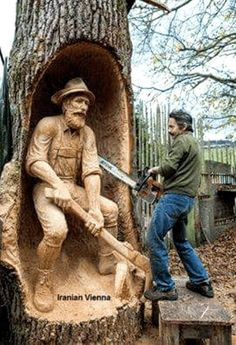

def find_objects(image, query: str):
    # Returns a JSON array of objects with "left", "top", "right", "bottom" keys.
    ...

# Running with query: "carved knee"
[
  {"left": 44, "top": 227, "right": 68, "bottom": 247},
  {"left": 104, "top": 203, "right": 118, "bottom": 228}
]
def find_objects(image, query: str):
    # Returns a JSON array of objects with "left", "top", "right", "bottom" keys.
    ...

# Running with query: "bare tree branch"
[{"left": 129, "top": 0, "right": 236, "bottom": 130}]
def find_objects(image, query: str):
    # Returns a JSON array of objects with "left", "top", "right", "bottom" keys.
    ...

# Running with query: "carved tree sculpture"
[{"left": 0, "top": 0, "right": 144, "bottom": 343}]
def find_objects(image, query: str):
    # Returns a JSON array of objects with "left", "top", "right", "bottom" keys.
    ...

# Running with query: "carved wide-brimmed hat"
[{"left": 51, "top": 78, "right": 95, "bottom": 105}]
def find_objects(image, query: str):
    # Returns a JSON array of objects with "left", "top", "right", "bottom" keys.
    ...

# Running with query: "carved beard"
[{"left": 64, "top": 111, "right": 86, "bottom": 130}]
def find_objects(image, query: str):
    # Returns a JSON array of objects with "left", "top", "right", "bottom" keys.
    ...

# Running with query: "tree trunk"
[{"left": 0, "top": 0, "right": 143, "bottom": 343}]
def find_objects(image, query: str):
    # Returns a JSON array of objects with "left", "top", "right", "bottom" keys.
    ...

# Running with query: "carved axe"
[{"left": 45, "top": 187, "right": 152, "bottom": 292}]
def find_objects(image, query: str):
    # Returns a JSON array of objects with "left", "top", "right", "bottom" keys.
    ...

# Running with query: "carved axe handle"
[
  {"left": 45, "top": 187, "right": 152, "bottom": 290},
  {"left": 44, "top": 187, "right": 92, "bottom": 224}
]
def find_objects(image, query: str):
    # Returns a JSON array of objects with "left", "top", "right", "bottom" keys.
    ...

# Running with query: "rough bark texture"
[
  {"left": 0, "top": 264, "right": 144, "bottom": 345},
  {"left": 0, "top": 0, "right": 142, "bottom": 343}
]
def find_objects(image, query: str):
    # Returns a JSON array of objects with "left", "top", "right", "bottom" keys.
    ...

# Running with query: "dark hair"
[{"left": 169, "top": 110, "right": 193, "bottom": 132}]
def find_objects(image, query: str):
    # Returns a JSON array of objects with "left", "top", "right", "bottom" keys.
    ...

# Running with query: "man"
[
  {"left": 144, "top": 110, "right": 213, "bottom": 301},
  {"left": 26, "top": 78, "right": 118, "bottom": 312}
]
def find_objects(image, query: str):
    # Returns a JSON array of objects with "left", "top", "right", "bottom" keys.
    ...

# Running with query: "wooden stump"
[
  {"left": 0, "top": 263, "right": 144, "bottom": 344},
  {"left": 0, "top": 0, "right": 143, "bottom": 342}
]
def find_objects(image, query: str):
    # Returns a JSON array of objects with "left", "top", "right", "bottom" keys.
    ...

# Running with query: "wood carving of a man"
[{"left": 26, "top": 78, "right": 118, "bottom": 312}]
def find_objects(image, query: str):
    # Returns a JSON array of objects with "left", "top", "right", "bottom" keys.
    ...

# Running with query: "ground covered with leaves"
[
  {"left": 170, "top": 227, "right": 236, "bottom": 331},
  {"left": 137, "top": 228, "right": 236, "bottom": 344}
]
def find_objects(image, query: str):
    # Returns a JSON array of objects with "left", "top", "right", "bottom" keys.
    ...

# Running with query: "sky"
[
  {"left": 0, "top": 1, "right": 233, "bottom": 141},
  {"left": 0, "top": 1, "right": 16, "bottom": 64}
]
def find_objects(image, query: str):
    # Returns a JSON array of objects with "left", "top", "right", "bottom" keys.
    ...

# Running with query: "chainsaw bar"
[
  {"left": 99, "top": 156, "right": 136, "bottom": 188},
  {"left": 98, "top": 156, "right": 157, "bottom": 204}
]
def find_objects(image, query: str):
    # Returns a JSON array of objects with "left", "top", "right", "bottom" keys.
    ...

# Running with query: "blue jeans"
[{"left": 146, "top": 193, "right": 209, "bottom": 291}]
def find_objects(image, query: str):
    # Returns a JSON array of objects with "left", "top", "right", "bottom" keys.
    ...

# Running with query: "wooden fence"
[
  {"left": 134, "top": 101, "right": 236, "bottom": 246},
  {"left": 202, "top": 145, "right": 236, "bottom": 169},
  {"left": 134, "top": 101, "right": 168, "bottom": 246}
]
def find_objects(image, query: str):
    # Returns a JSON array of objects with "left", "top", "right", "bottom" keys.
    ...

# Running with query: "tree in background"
[{"left": 129, "top": 0, "right": 236, "bottom": 138}]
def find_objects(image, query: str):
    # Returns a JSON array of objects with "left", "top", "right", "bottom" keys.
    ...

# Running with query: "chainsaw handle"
[{"left": 135, "top": 171, "right": 155, "bottom": 192}]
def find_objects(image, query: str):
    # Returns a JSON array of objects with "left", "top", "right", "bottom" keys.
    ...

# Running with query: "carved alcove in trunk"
[
  {"left": 23, "top": 42, "right": 136, "bottom": 250},
  {"left": 18, "top": 41, "right": 140, "bottom": 324}
]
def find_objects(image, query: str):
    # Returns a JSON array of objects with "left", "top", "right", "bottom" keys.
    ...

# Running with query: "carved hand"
[
  {"left": 52, "top": 183, "right": 72, "bottom": 211},
  {"left": 85, "top": 209, "right": 104, "bottom": 236}
]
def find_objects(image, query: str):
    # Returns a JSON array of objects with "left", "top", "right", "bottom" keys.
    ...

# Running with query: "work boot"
[
  {"left": 144, "top": 286, "right": 178, "bottom": 301},
  {"left": 33, "top": 268, "right": 54, "bottom": 312},
  {"left": 186, "top": 280, "right": 214, "bottom": 298},
  {"left": 98, "top": 252, "right": 116, "bottom": 275}
]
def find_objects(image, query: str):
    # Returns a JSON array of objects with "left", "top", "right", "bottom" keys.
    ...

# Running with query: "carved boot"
[
  {"left": 33, "top": 268, "right": 54, "bottom": 312},
  {"left": 98, "top": 252, "right": 116, "bottom": 275},
  {"left": 98, "top": 233, "right": 117, "bottom": 275}
]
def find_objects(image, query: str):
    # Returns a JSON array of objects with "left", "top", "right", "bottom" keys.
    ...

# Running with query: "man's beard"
[{"left": 64, "top": 111, "right": 86, "bottom": 130}]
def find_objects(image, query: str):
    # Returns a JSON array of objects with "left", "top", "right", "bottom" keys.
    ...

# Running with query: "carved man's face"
[{"left": 63, "top": 94, "right": 90, "bottom": 130}]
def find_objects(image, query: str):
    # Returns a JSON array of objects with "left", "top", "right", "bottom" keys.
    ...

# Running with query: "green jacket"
[{"left": 159, "top": 132, "right": 201, "bottom": 197}]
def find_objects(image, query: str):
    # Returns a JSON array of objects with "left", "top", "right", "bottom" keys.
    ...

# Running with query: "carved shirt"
[{"left": 26, "top": 115, "right": 102, "bottom": 182}]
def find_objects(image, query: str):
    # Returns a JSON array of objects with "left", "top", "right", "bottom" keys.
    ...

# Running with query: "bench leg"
[
  {"left": 160, "top": 322, "right": 180, "bottom": 345},
  {"left": 152, "top": 301, "right": 159, "bottom": 326},
  {"left": 210, "top": 326, "right": 232, "bottom": 345}
]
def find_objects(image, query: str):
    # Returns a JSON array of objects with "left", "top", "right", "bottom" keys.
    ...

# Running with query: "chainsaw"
[{"left": 98, "top": 156, "right": 163, "bottom": 204}]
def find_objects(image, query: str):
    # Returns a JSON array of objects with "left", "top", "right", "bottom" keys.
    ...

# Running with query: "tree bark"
[{"left": 0, "top": 0, "right": 143, "bottom": 343}]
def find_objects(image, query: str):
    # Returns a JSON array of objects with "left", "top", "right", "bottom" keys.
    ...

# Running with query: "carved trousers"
[{"left": 33, "top": 181, "right": 118, "bottom": 250}]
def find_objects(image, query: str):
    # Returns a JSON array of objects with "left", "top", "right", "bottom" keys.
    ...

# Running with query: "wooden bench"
[{"left": 151, "top": 279, "right": 233, "bottom": 345}]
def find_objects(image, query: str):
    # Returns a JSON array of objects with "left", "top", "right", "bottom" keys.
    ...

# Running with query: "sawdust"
[{"left": 21, "top": 247, "right": 139, "bottom": 323}]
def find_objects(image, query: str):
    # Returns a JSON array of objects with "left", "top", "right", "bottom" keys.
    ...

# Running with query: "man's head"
[
  {"left": 168, "top": 110, "right": 193, "bottom": 138},
  {"left": 62, "top": 94, "right": 90, "bottom": 130},
  {"left": 51, "top": 78, "right": 95, "bottom": 130}
]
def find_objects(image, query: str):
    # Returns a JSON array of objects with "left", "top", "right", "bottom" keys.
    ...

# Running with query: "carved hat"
[{"left": 51, "top": 78, "right": 95, "bottom": 105}]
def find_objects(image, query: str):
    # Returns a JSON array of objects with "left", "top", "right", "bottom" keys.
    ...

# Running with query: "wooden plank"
[
  {"left": 156, "top": 103, "right": 161, "bottom": 165},
  {"left": 159, "top": 301, "right": 232, "bottom": 326},
  {"left": 149, "top": 105, "right": 153, "bottom": 169},
  {"left": 141, "top": 101, "right": 145, "bottom": 170},
  {"left": 160, "top": 321, "right": 180, "bottom": 345},
  {"left": 158, "top": 278, "right": 232, "bottom": 326},
  {"left": 210, "top": 325, "right": 232, "bottom": 345},
  {"left": 181, "top": 325, "right": 212, "bottom": 339},
  {"left": 151, "top": 301, "right": 159, "bottom": 326},
  {"left": 184, "top": 341, "right": 205, "bottom": 345}
]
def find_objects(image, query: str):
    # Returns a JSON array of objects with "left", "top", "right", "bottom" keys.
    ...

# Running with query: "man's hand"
[
  {"left": 85, "top": 208, "right": 104, "bottom": 236},
  {"left": 148, "top": 166, "right": 160, "bottom": 175},
  {"left": 51, "top": 183, "right": 72, "bottom": 211}
]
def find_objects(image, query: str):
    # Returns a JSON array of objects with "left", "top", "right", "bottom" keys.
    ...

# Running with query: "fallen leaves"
[{"left": 169, "top": 227, "right": 236, "bottom": 332}]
